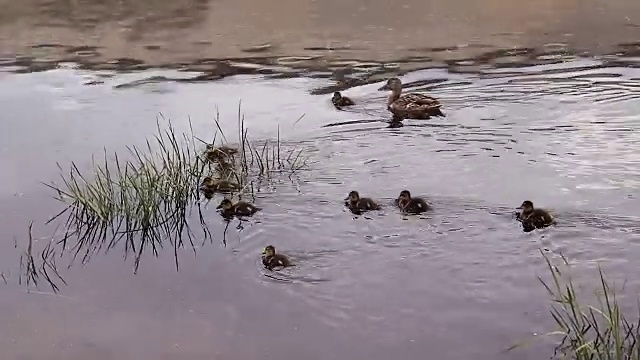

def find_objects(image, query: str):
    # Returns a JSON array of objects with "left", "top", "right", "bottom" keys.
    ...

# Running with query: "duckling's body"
[
  {"left": 216, "top": 198, "right": 261, "bottom": 217},
  {"left": 332, "top": 92, "right": 355, "bottom": 109},
  {"left": 200, "top": 177, "right": 241, "bottom": 193},
  {"left": 262, "top": 245, "right": 292, "bottom": 270},
  {"left": 381, "top": 78, "right": 445, "bottom": 120},
  {"left": 396, "top": 190, "right": 430, "bottom": 214},
  {"left": 516, "top": 200, "right": 554, "bottom": 230},
  {"left": 345, "top": 191, "right": 381, "bottom": 213}
]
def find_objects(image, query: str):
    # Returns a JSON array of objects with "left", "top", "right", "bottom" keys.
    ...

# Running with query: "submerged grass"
[
  {"left": 530, "top": 250, "right": 640, "bottom": 360},
  {"left": 41, "top": 108, "right": 307, "bottom": 279},
  {"left": 18, "top": 222, "right": 67, "bottom": 293}
]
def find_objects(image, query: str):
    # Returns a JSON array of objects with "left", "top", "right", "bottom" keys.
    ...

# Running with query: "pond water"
[{"left": 0, "top": 58, "right": 639, "bottom": 360}]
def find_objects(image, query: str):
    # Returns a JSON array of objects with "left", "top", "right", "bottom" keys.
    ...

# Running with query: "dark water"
[{"left": 1, "top": 59, "right": 639, "bottom": 360}]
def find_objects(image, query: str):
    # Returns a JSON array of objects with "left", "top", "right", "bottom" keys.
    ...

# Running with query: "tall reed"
[{"left": 539, "top": 250, "right": 640, "bottom": 360}]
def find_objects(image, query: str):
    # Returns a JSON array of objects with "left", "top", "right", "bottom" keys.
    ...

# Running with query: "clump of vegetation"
[
  {"left": 539, "top": 251, "right": 640, "bottom": 360},
  {"left": 42, "top": 110, "right": 307, "bottom": 280}
]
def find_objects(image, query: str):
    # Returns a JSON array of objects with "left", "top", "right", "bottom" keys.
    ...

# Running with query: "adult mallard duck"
[
  {"left": 515, "top": 200, "right": 555, "bottom": 230},
  {"left": 332, "top": 91, "right": 355, "bottom": 109},
  {"left": 262, "top": 245, "right": 292, "bottom": 270},
  {"left": 380, "top": 77, "right": 445, "bottom": 120},
  {"left": 345, "top": 190, "right": 381, "bottom": 214},
  {"left": 395, "top": 190, "right": 430, "bottom": 214},
  {"left": 216, "top": 198, "right": 261, "bottom": 217}
]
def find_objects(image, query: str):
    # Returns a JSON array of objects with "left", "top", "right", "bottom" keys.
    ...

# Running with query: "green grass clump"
[
  {"left": 539, "top": 251, "right": 640, "bottom": 360},
  {"left": 44, "top": 110, "right": 307, "bottom": 276}
]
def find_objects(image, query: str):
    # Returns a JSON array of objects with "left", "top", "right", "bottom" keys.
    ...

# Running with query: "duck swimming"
[
  {"left": 262, "top": 245, "right": 292, "bottom": 270},
  {"left": 396, "top": 190, "right": 430, "bottom": 214},
  {"left": 345, "top": 190, "right": 381, "bottom": 214},
  {"left": 216, "top": 198, "right": 261, "bottom": 217},
  {"left": 200, "top": 176, "right": 241, "bottom": 193},
  {"left": 516, "top": 200, "right": 554, "bottom": 230},
  {"left": 332, "top": 91, "right": 355, "bottom": 109},
  {"left": 380, "top": 77, "right": 445, "bottom": 120}
]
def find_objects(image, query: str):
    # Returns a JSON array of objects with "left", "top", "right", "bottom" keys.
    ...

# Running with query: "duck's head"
[
  {"left": 346, "top": 190, "right": 360, "bottom": 203},
  {"left": 380, "top": 77, "right": 403, "bottom": 92},
  {"left": 332, "top": 91, "right": 342, "bottom": 101},
  {"left": 517, "top": 200, "right": 534, "bottom": 214},
  {"left": 216, "top": 198, "right": 234, "bottom": 210},
  {"left": 262, "top": 245, "right": 276, "bottom": 257}
]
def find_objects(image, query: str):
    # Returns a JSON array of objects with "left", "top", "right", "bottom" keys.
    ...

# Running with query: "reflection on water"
[{"left": 0, "top": 58, "right": 640, "bottom": 360}]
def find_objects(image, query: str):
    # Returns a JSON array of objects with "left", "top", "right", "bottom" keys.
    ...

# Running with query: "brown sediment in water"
[{"left": 0, "top": 0, "right": 638, "bottom": 77}]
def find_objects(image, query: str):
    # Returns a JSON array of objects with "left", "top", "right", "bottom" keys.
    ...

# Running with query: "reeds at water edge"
[{"left": 16, "top": 108, "right": 308, "bottom": 293}]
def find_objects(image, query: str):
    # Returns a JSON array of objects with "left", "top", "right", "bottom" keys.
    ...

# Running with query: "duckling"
[
  {"left": 261, "top": 245, "right": 292, "bottom": 270},
  {"left": 205, "top": 145, "right": 238, "bottom": 162},
  {"left": 332, "top": 91, "right": 355, "bottom": 109},
  {"left": 380, "top": 77, "right": 445, "bottom": 120},
  {"left": 516, "top": 200, "right": 554, "bottom": 229},
  {"left": 200, "top": 176, "right": 241, "bottom": 193},
  {"left": 216, "top": 198, "right": 261, "bottom": 217},
  {"left": 396, "top": 190, "right": 430, "bottom": 214},
  {"left": 345, "top": 190, "right": 381, "bottom": 213},
  {"left": 206, "top": 144, "right": 238, "bottom": 155}
]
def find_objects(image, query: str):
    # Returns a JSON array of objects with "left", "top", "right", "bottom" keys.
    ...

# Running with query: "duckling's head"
[
  {"left": 398, "top": 190, "right": 411, "bottom": 201},
  {"left": 332, "top": 91, "right": 342, "bottom": 101},
  {"left": 201, "top": 176, "right": 216, "bottom": 187},
  {"left": 397, "top": 190, "right": 411, "bottom": 207},
  {"left": 517, "top": 200, "right": 534, "bottom": 213},
  {"left": 216, "top": 198, "right": 234, "bottom": 210},
  {"left": 262, "top": 245, "right": 276, "bottom": 257},
  {"left": 347, "top": 190, "right": 360, "bottom": 203}
]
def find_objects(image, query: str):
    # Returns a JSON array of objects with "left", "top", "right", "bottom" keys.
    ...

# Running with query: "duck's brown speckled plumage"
[{"left": 382, "top": 78, "right": 445, "bottom": 120}]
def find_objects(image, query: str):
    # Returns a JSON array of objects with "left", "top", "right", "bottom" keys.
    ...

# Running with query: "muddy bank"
[{"left": 0, "top": 0, "right": 639, "bottom": 80}]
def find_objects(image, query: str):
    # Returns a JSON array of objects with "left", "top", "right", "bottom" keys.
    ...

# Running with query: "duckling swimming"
[
  {"left": 205, "top": 145, "right": 238, "bottom": 162},
  {"left": 516, "top": 200, "right": 554, "bottom": 230},
  {"left": 216, "top": 198, "right": 261, "bottom": 217},
  {"left": 332, "top": 91, "right": 355, "bottom": 109},
  {"left": 396, "top": 190, "right": 430, "bottom": 214},
  {"left": 380, "top": 77, "right": 445, "bottom": 120},
  {"left": 200, "top": 176, "right": 241, "bottom": 193},
  {"left": 345, "top": 190, "right": 381, "bottom": 213},
  {"left": 262, "top": 245, "right": 292, "bottom": 270}
]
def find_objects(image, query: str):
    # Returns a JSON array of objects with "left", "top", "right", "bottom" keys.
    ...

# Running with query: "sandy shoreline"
[{"left": 0, "top": 0, "right": 638, "bottom": 75}]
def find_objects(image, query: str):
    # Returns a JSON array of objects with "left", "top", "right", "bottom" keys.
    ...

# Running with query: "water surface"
[{"left": 0, "top": 59, "right": 639, "bottom": 360}]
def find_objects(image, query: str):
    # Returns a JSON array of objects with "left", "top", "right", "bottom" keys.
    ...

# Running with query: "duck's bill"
[
  {"left": 378, "top": 84, "right": 390, "bottom": 91},
  {"left": 216, "top": 204, "right": 223, "bottom": 209},
  {"left": 515, "top": 206, "right": 523, "bottom": 209}
]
